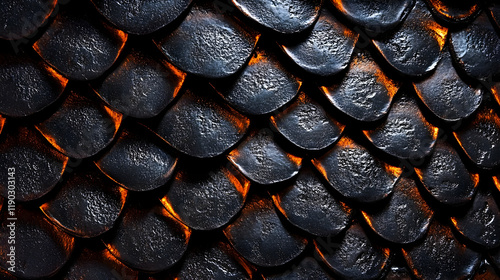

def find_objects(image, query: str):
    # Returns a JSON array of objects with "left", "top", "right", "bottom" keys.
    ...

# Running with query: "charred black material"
[
  {"left": 232, "top": 0, "right": 322, "bottom": 34},
  {"left": 363, "top": 90, "right": 438, "bottom": 159},
  {"left": 228, "top": 129, "right": 302, "bottom": 184},
  {"left": 36, "top": 88, "right": 122, "bottom": 158},
  {"left": 224, "top": 194, "right": 308, "bottom": 267},
  {"left": 280, "top": 8, "right": 358, "bottom": 76},
  {"left": 453, "top": 104, "right": 500, "bottom": 169},
  {"left": 315, "top": 222, "right": 390, "bottom": 279},
  {"left": 92, "top": 0, "right": 193, "bottom": 35},
  {"left": 215, "top": 48, "right": 301, "bottom": 115},
  {"left": 451, "top": 187, "right": 500, "bottom": 249},
  {"left": 0, "top": 207, "right": 75, "bottom": 279},
  {"left": 271, "top": 91, "right": 345, "bottom": 151},
  {"left": 0, "top": 127, "right": 67, "bottom": 201},
  {"left": 61, "top": 247, "right": 138, "bottom": 280},
  {"left": 157, "top": 87, "right": 249, "bottom": 158},
  {"left": 331, "top": 0, "right": 414, "bottom": 34},
  {"left": 40, "top": 165, "right": 126, "bottom": 238},
  {"left": 96, "top": 125, "right": 178, "bottom": 192},
  {"left": 413, "top": 49, "right": 482, "bottom": 121},
  {"left": 313, "top": 136, "right": 402, "bottom": 202},
  {"left": 103, "top": 200, "right": 191, "bottom": 272},
  {"left": 95, "top": 49, "right": 185, "bottom": 118},
  {"left": 272, "top": 167, "right": 352, "bottom": 237},
  {"left": 0, "top": 0, "right": 57, "bottom": 40},
  {"left": 450, "top": 12, "right": 500, "bottom": 81},
  {"left": 321, "top": 50, "right": 400, "bottom": 121},
  {"left": 156, "top": 2, "right": 258, "bottom": 78},
  {"left": 415, "top": 140, "right": 478, "bottom": 205},
  {"left": 0, "top": 53, "right": 67, "bottom": 117},
  {"left": 362, "top": 177, "right": 433, "bottom": 244},
  {"left": 33, "top": 5, "right": 127, "bottom": 80},
  {"left": 402, "top": 220, "right": 481, "bottom": 280},
  {"left": 373, "top": 0, "right": 446, "bottom": 76},
  {"left": 162, "top": 162, "right": 249, "bottom": 230}
]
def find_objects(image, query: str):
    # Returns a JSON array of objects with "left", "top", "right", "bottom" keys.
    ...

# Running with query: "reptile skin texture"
[{"left": 0, "top": 0, "right": 500, "bottom": 279}]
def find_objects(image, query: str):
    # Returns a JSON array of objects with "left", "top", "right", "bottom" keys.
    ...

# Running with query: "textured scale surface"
[{"left": 0, "top": 0, "right": 499, "bottom": 279}]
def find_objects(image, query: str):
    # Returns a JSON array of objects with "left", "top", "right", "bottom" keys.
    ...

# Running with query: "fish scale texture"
[{"left": 0, "top": 0, "right": 500, "bottom": 279}]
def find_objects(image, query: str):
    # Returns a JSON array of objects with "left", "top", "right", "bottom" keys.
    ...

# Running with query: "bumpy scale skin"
[
  {"left": 92, "top": 0, "right": 193, "bottom": 35},
  {"left": 0, "top": 0, "right": 499, "bottom": 279}
]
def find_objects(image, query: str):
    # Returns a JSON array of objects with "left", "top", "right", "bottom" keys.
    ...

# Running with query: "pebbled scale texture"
[{"left": 0, "top": 0, "right": 500, "bottom": 279}]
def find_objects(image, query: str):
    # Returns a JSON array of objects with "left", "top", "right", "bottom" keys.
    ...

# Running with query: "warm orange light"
[
  {"left": 104, "top": 105, "right": 123, "bottom": 133},
  {"left": 336, "top": 136, "right": 356, "bottom": 148},
  {"left": 163, "top": 60, "right": 187, "bottom": 100},
  {"left": 160, "top": 200, "right": 192, "bottom": 240},
  {"left": 494, "top": 176, "right": 500, "bottom": 192},
  {"left": 224, "top": 168, "right": 250, "bottom": 197},
  {"left": 0, "top": 116, "right": 4, "bottom": 133},
  {"left": 35, "top": 126, "right": 66, "bottom": 155},
  {"left": 427, "top": 21, "right": 448, "bottom": 50},
  {"left": 271, "top": 194, "right": 289, "bottom": 219},
  {"left": 44, "top": 63, "right": 69, "bottom": 88},
  {"left": 311, "top": 158, "right": 329, "bottom": 181},
  {"left": 374, "top": 68, "right": 399, "bottom": 98},
  {"left": 385, "top": 164, "right": 403, "bottom": 177},
  {"left": 160, "top": 196, "right": 184, "bottom": 223},
  {"left": 287, "top": 153, "right": 303, "bottom": 167}
]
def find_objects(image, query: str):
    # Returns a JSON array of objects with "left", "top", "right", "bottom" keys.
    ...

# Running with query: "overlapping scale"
[
  {"left": 164, "top": 240, "right": 251, "bottom": 280},
  {"left": 313, "top": 136, "right": 402, "bottom": 202},
  {"left": 271, "top": 91, "right": 344, "bottom": 151},
  {"left": 413, "top": 48, "right": 482, "bottom": 121},
  {"left": 33, "top": 2, "right": 127, "bottom": 80},
  {"left": 224, "top": 193, "right": 308, "bottom": 267},
  {"left": 0, "top": 53, "right": 68, "bottom": 117},
  {"left": 321, "top": 50, "right": 400, "bottom": 121},
  {"left": 450, "top": 12, "right": 500, "bottom": 81},
  {"left": 94, "top": 48, "right": 186, "bottom": 118},
  {"left": 0, "top": 126, "right": 67, "bottom": 202},
  {"left": 60, "top": 247, "right": 138, "bottom": 280},
  {"left": 331, "top": 0, "right": 415, "bottom": 34},
  {"left": 264, "top": 256, "right": 334, "bottom": 279},
  {"left": 0, "top": 0, "right": 498, "bottom": 278},
  {"left": 103, "top": 199, "right": 191, "bottom": 272},
  {"left": 315, "top": 222, "right": 390, "bottom": 279},
  {"left": 451, "top": 186, "right": 500, "bottom": 249},
  {"left": 0, "top": 207, "right": 75, "bottom": 279},
  {"left": 372, "top": 0, "right": 447, "bottom": 76},
  {"left": 453, "top": 104, "right": 500, "bottom": 168},
  {"left": 228, "top": 129, "right": 302, "bottom": 185},
  {"left": 425, "top": 0, "right": 480, "bottom": 24},
  {"left": 414, "top": 140, "right": 479, "bottom": 205},
  {"left": 40, "top": 164, "right": 127, "bottom": 238},
  {"left": 362, "top": 176, "right": 434, "bottom": 244},
  {"left": 0, "top": 0, "right": 57, "bottom": 40},
  {"left": 363, "top": 90, "right": 439, "bottom": 159},
  {"left": 91, "top": 0, "right": 193, "bottom": 35},
  {"left": 489, "top": 2, "right": 500, "bottom": 29},
  {"left": 402, "top": 220, "right": 481, "bottom": 280},
  {"left": 161, "top": 161, "right": 249, "bottom": 230},
  {"left": 272, "top": 166, "right": 352, "bottom": 237},
  {"left": 214, "top": 47, "right": 301, "bottom": 115},
  {"left": 96, "top": 124, "right": 178, "bottom": 192},
  {"left": 35, "top": 88, "right": 123, "bottom": 159},
  {"left": 232, "top": 0, "right": 322, "bottom": 34},
  {"left": 279, "top": 8, "right": 358, "bottom": 76},
  {"left": 156, "top": 1, "right": 259, "bottom": 78},
  {"left": 157, "top": 87, "right": 249, "bottom": 158}
]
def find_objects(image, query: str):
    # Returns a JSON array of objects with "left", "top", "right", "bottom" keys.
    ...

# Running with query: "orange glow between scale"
[{"left": 427, "top": 21, "right": 448, "bottom": 50}]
